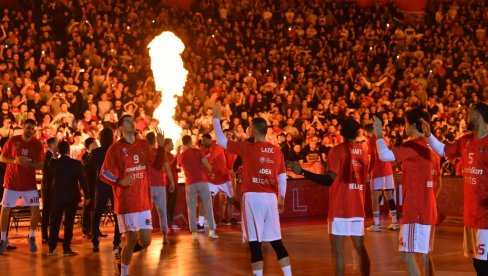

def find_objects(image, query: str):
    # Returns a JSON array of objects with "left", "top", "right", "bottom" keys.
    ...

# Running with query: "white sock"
[
  {"left": 252, "top": 269, "right": 263, "bottom": 276},
  {"left": 1, "top": 231, "right": 6, "bottom": 241},
  {"left": 198, "top": 216, "right": 205, "bottom": 226},
  {"left": 373, "top": 212, "right": 380, "bottom": 226},
  {"left": 121, "top": 264, "right": 129, "bottom": 276},
  {"left": 390, "top": 210, "right": 398, "bottom": 224},
  {"left": 281, "top": 265, "right": 292, "bottom": 276},
  {"left": 29, "top": 229, "right": 36, "bottom": 238}
]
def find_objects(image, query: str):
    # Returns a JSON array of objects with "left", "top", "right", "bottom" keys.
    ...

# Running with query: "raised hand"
[
  {"left": 156, "top": 127, "right": 165, "bottom": 146},
  {"left": 419, "top": 118, "right": 431, "bottom": 137},
  {"left": 371, "top": 116, "right": 384, "bottom": 138},
  {"left": 212, "top": 104, "right": 221, "bottom": 119}
]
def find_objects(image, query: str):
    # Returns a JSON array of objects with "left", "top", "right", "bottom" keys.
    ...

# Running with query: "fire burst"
[{"left": 148, "top": 32, "right": 188, "bottom": 143}]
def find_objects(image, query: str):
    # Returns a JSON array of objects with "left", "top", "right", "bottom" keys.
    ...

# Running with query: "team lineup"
[{"left": 0, "top": 103, "right": 487, "bottom": 276}]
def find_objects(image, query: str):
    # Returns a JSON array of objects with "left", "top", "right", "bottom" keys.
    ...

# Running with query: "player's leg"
[
  {"left": 151, "top": 186, "right": 168, "bottom": 243},
  {"left": 399, "top": 224, "right": 421, "bottom": 276},
  {"left": 270, "top": 240, "right": 292, "bottom": 276},
  {"left": 420, "top": 253, "right": 435, "bottom": 276},
  {"left": 29, "top": 206, "right": 40, "bottom": 237},
  {"left": 138, "top": 228, "right": 152, "bottom": 249},
  {"left": 249, "top": 241, "right": 264, "bottom": 276},
  {"left": 0, "top": 189, "right": 16, "bottom": 252},
  {"left": 473, "top": 259, "right": 488, "bottom": 275},
  {"left": 120, "top": 231, "right": 138, "bottom": 276},
  {"left": 383, "top": 175, "right": 398, "bottom": 229},
  {"left": 351, "top": 236, "right": 370, "bottom": 276},
  {"left": 401, "top": 252, "right": 420, "bottom": 276},
  {"left": 166, "top": 184, "right": 178, "bottom": 230},
  {"left": 368, "top": 188, "right": 382, "bottom": 232},
  {"left": 199, "top": 183, "right": 218, "bottom": 237},
  {"left": 110, "top": 192, "right": 122, "bottom": 248},
  {"left": 330, "top": 234, "right": 345, "bottom": 276},
  {"left": 185, "top": 184, "right": 199, "bottom": 236}
]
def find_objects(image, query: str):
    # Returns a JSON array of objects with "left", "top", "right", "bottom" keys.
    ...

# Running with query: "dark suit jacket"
[
  {"left": 42, "top": 150, "right": 55, "bottom": 193},
  {"left": 48, "top": 155, "right": 89, "bottom": 203},
  {"left": 87, "top": 146, "right": 112, "bottom": 192}
]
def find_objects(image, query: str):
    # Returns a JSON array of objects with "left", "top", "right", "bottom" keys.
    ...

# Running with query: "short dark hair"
[
  {"left": 201, "top": 133, "right": 212, "bottom": 140},
  {"left": 47, "top": 137, "right": 57, "bottom": 147},
  {"left": 182, "top": 135, "right": 192, "bottom": 145},
  {"left": 84, "top": 137, "right": 96, "bottom": 149},
  {"left": 118, "top": 114, "right": 132, "bottom": 127},
  {"left": 164, "top": 138, "right": 173, "bottom": 146},
  {"left": 252, "top": 118, "right": 268, "bottom": 136},
  {"left": 99, "top": 128, "right": 114, "bottom": 148},
  {"left": 405, "top": 108, "right": 430, "bottom": 133},
  {"left": 340, "top": 118, "right": 360, "bottom": 140},
  {"left": 364, "top": 123, "right": 374, "bottom": 132},
  {"left": 146, "top": 132, "right": 156, "bottom": 144},
  {"left": 474, "top": 103, "right": 488, "bottom": 123},
  {"left": 23, "top": 119, "right": 36, "bottom": 126},
  {"left": 58, "top": 140, "right": 70, "bottom": 155}
]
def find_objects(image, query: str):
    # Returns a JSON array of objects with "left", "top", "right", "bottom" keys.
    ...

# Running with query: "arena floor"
[{"left": 0, "top": 218, "right": 475, "bottom": 275}]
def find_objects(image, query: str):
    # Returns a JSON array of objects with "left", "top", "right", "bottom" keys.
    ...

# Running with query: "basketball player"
[
  {"left": 178, "top": 135, "right": 219, "bottom": 240},
  {"left": 288, "top": 118, "right": 370, "bottom": 276},
  {"left": 213, "top": 105, "right": 292, "bottom": 276},
  {"left": 100, "top": 115, "right": 166, "bottom": 276},
  {"left": 421, "top": 103, "right": 488, "bottom": 275},
  {"left": 364, "top": 124, "right": 399, "bottom": 231},
  {"left": 0, "top": 119, "right": 44, "bottom": 254},
  {"left": 201, "top": 133, "right": 240, "bottom": 225},
  {"left": 146, "top": 132, "right": 175, "bottom": 244},
  {"left": 372, "top": 108, "right": 437, "bottom": 276}
]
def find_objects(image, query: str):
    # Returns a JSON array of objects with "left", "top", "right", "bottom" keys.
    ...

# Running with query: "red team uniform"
[
  {"left": 1, "top": 135, "right": 44, "bottom": 207},
  {"left": 203, "top": 142, "right": 234, "bottom": 197},
  {"left": 178, "top": 148, "right": 208, "bottom": 186},
  {"left": 367, "top": 135, "right": 395, "bottom": 190},
  {"left": 327, "top": 142, "right": 368, "bottom": 236},
  {"left": 443, "top": 134, "right": 488, "bottom": 260},
  {"left": 389, "top": 137, "right": 437, "bottom": 253},
  {"left": 226, "top": 140, "right": 285, "bottom": 242},
  {"left": 100, "top": 138, "right": 155, "bottom": 232}
]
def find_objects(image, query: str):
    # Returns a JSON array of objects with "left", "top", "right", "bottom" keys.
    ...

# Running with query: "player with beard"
[{"left": 422, "top": 103, "right": 488, "bottom": 275}]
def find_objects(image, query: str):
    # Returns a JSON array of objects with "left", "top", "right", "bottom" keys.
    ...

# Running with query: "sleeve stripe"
[{"left": 101, "top": 169, "right": 117, "bottom": 183}]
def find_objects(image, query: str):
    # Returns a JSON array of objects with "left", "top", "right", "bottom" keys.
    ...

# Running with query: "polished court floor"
[{"left": 0, "top": 218, "right": 475, "bottom": 275}]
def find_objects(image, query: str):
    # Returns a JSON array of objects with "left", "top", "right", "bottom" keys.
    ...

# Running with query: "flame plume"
[{"left": 148, "top": 32, "right": 188, "bottom": 143}]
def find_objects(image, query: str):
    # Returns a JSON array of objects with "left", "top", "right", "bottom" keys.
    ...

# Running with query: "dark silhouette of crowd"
[{"left": 0, "top": 0, "right": 486, "bottom": 176}]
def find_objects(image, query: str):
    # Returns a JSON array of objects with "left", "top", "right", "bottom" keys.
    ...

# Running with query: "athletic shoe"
[
  {"left": 0, "top": 240, "right": 8, "bottom": 254},
  {"left": 208, "top": 230, "right": 219, "bottom": 239},
  {"left": 197, "top": 224, "right": 204, "bottom": 232},
  {"left": 6, "top": 241, "right": 17, "bottom": 250},
  {"left": 47, "top": 250, "right": 56, "bottom": 256},
  {"left": 171, "top": 225, "right": 181, "bottom": 230},
  {"left": 163, "top": 235, "right": 169, "bottom": 245},
  {"left": 42, "top": 239, "right": 48, "bottom": 244},
  {"left": 221, "top": 220, "right": 231, "bottom": 226},
  {"left": 113, "top": 246, "right": 121, "bottom": 275},
  {"left": 28, "top": 236, "right": 38, "bottom": 252},
  {"left": 99, "top": 232, "right": 108, "bottom": 238},
  {"left": 387, "top": 223, "right": 400, "bottom": 231},
  {"left": 93, "top": 245, "right": 100, "bottom": 253},
  {"left": 366, "top": 224, "right": 381, "bottom": 232},
  {"left": 63, "top": 249, "right": 79, "bottom": 256},
  {"left": 192, "top": 232, "right": 198, "bottom": 241},
  {"left": 230, "top": 218, "right": 241, "bottom": 224}
]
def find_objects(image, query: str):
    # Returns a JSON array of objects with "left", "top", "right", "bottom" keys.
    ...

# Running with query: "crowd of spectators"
[{"left": 0, "top": 0, "right": 486, "bottom": 176}]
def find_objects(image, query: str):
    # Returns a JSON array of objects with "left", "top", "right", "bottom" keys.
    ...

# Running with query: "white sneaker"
[
  {"left": 367, "top": 224, "right": 381, "bottom": 232},
  {"left": 208, "top": 230, "right": 219, "bottom": 239},
  {"left": 387, "top": 223, "right": 400, "bottom": 231},
  {"left": 171, "top": 225, "right": 181, "bottom": 230}
]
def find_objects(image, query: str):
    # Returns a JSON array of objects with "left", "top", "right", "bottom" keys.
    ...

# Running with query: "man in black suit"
[
  {"left": 88, "top": 128, "right": 121, "bottom": 252},
  {"left": 81, "top": 137, "right": 98, "bottom": 238},
  {"left": 41, "top": 137, "right": 58, "bottom": 244},
  {"left": 47, "top": 141, "right": 89, "bottom": 256}
]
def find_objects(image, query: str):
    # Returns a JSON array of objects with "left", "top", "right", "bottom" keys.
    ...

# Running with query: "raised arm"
[
  {"left": 420, "top": 118, "right": 446, "bottom": 157},
  {"left": 212, "top": 105, "right": 228, "bottom": 149},
  {"left": 372, "top": 116, "right": 396, "bottom": 162}
]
